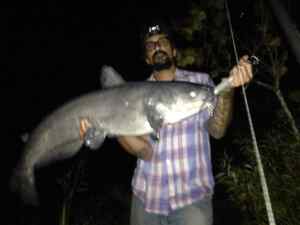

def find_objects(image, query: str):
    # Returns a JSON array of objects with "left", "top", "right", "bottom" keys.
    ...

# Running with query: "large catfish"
[{"left": 10, "top": 66, "right": 216, "bottom": 205}]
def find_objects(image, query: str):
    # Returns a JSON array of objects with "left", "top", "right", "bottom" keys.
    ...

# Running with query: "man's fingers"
[
  {"left": 230, "top": 66, "right": 245, "bottom": 87},
  {"left": 79, "top": 120, "right": 85, "bottom": 140},
  {"left": 230, "top": 56, "right": 253, "bottom": 87},
  {"left": 240, "top": 57, "right": 253, "bottom": 78},
  {"left": 241, "top": 55, "right": 249, "bottom": 62},
  {"left": 79, "top": 119, "right": 92, "bottom": 140}
]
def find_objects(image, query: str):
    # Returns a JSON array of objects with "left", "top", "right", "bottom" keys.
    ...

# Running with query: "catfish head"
[{"left": 146, "top": 82, "right": 216, "bottom": 125}]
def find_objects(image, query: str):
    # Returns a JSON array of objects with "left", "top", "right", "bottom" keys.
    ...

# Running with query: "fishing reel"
[{"left": 247, "top": 55, "right": 260, "bottom": 65}]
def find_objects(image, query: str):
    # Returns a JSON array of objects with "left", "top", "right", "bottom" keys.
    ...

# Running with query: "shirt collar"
[{"left": 148, "top": 68, "right": 180, "bottom": 81}]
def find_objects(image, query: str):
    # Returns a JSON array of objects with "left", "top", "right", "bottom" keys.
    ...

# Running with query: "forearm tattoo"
[{"left": 207, "top": 88, "right": 234, "bottom": 138}]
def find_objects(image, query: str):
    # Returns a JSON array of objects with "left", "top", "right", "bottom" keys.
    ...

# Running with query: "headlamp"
[{"left": 148, "top": 25, "right": 161, "bottom": 35}]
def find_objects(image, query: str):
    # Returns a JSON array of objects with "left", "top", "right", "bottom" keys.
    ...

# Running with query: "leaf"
[
  {"left": 289, "top": 90, "right": 300, "bottom": 103},
  {"left": 180, "top": 27, "right": 194, "bottom": 41},
  {"left": 177, "top": 50, "right": 196, "bottom": 67},
  {"left": 215, "top": 0, "right": 224, "bottom": 10},
  {"left": 190, "top": 9, "right": 206, "bottom": 34},
  {"left": 280, "top": 65, "right": 288, "bottom": 76},
  {"left": 268, "top": 36, "right": 281, "bottom": 47}
]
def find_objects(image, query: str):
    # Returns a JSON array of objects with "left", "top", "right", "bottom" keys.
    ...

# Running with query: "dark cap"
[{"left": 140, "top": 19, "right": 175, "bottom": 46}]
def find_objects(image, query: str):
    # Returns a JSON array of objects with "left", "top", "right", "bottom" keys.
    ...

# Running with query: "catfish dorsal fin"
[{"left": 100, "top": 65, "right": 126, "bottom": 88}]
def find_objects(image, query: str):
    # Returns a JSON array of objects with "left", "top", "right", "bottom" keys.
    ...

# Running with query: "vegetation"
[{"left": 174, "top": 0, "right": 300, "bottom": 224}]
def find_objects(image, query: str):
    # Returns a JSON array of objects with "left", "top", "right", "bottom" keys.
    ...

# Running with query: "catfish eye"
[{"left": 190, "top": 91, "right": 196, "bottom": 98}]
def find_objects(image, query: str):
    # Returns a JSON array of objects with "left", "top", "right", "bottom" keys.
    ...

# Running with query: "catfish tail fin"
[{"left": 10, "top": 165, "right": 39, "bottom": 206}]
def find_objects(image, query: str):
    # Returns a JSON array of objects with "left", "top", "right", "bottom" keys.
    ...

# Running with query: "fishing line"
[{"left": 224, "top": 1, "right": 277, "bottom": 225}]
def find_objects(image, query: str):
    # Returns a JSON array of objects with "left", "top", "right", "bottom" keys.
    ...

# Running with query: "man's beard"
[{"left": 150, "top": 50, "right": 175, "bottom": 71}]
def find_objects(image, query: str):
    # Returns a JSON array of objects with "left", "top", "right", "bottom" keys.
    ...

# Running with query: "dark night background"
[{"left": 1, "top": 0, "right": 300, "bottom": 224}]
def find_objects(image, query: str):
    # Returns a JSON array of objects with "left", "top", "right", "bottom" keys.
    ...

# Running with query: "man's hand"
[
  {"left": 79, "top": 118, "right": 153, "bottom": 161},
  {"left": 79, "top": 118, "right": 92, "bottom": 141},
  {"left": 229, "top": 55, "right": 253, "bottom": 87}
]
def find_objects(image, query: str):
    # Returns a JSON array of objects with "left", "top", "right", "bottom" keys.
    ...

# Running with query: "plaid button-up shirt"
[{"left": 132, "top": 68, "right": 216, "bottom": 215}]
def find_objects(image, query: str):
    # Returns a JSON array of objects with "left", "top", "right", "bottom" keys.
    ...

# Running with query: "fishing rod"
[{"left": 224, "top": 0, "right": 277, "bottom": 225}]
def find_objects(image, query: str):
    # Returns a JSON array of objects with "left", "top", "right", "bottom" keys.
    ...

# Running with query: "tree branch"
[
  {"left": 254, "top": 80, "right": 274, "bottom": 91},
  {"left": 275, "top": 89, "right": 300, "bottom": 140}
]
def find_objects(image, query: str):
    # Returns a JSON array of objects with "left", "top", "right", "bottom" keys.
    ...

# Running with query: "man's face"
[{"left": 144, "top": 34, "right": 176, "bottom": 71}]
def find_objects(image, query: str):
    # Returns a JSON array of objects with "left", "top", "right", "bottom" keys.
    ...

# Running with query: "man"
[{"left": 80, "top": 21, "right": 252, "bottom": 225}]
